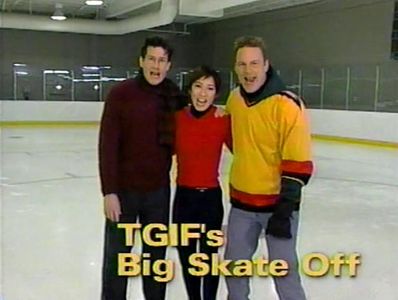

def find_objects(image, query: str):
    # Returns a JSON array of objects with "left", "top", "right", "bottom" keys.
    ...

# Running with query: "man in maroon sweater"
[{"left": 99, "top": 36, "right": 185, "bottom": 300}]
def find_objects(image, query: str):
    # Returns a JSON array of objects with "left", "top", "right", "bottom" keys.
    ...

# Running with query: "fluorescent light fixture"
[
  {"left": 85, "top": 0, "right": 104, "bottom": 6},
  {"left": 15, "top": 71, "right": 28, "bottom": 75},
  {"left": 82, "top": 66, "right": 100, "bottom": 71},
  {"left": 51, "top": 15, "right": 66, "bottom": 21},
  {"left": 43, "top": 70, "right": 70, "bottom": 74},
  {"left": 73, "top": 76, "right": 125, "bottom": 82},
  {"left": 13, "top": 63, "right": 27, "bottom": 67},
  {"left": 82, "top": 65, "right": 111, "bottom": 71},
  {"left": 51, "top": 3, "right": 66, "bottom": 21},
  {"left": 101, "top": 77, "right": 126, "bottom": 82},
  {"left": 73, "top": 79, "right": 100, "bottom": 82},
  {"left": 82, "top": 73, "right": 100, "bottom": 77}
]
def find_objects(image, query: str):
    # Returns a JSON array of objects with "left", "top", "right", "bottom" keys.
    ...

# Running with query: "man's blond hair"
[{"left": 233, "top": 36, "right": 267, "bottom": 60}]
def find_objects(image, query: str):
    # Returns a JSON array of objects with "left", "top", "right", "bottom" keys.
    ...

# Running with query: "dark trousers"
[
  {"left": 101, "top": 186, "right": 170, "bottom": 300},
  {"left": 173, "top": 186, "right": 224, "bottom": 300}
]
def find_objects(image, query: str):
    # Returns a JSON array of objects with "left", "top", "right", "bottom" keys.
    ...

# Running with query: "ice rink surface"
[{"left": 1, "top": 126, "right": 397, "bottom": 300}]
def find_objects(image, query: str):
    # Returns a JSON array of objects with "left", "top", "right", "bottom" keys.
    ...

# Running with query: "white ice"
[{"left": 1, "top": 127, "right": 397, "bottom": 300}]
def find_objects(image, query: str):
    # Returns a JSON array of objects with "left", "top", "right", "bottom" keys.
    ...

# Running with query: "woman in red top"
[{"left": 173, "top": 66, "right": 231, "bottom": 300}]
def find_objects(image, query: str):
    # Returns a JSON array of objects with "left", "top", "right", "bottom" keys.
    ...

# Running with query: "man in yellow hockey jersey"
[{"left": 224, "top": 36, "right": 314, "bottom": 300}]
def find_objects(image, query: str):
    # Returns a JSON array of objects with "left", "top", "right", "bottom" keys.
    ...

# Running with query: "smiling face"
[
  {"left": 139, "top": 46, "right": 171, "bottom": 86},
  {"left": 190, "top": 76, "right": 217, "bottom": 112},
  {"left": 234, "top": 46, "right": 269, "bottom": 93}
]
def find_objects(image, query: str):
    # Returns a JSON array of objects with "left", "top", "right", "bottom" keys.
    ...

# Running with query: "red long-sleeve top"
[{"left": 175, "top": 106, "right": 231, "bottom": 188}]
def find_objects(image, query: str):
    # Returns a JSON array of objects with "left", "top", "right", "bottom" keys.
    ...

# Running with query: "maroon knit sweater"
[{"left": 98, "top": 76, "right": 182, "bottom": 195}]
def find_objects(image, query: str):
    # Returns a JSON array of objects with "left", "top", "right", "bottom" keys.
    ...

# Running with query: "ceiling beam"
[
  {"left": 105, "top": 0, "right": 160, "bottom": 18},
  {"left": 0, "top": 0, "right": 178, "bottom": 35}
]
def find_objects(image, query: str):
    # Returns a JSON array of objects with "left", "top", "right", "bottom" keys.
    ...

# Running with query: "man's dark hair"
[
  {"left": 140, "top": 36, "right": 174, "bottom": 61},
  {"left": 186, "top": 65, "right": 222, "bottom": 94}
]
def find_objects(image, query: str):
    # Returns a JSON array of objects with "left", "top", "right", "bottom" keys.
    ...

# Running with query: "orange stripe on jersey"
[
  {"left": 230, "top": 185, "right": 279, "bottom": 207},
  {"left": 281, "top": 160, "right": 313, "bottom": 174}
]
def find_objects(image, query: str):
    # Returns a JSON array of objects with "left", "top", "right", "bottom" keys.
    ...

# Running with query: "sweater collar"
[
  {"left": 136, "top": 71, "right": 178, "bottom": 97},
  {"left": 189, "top": 105, "right": 214, "bottom": 119},
  {"left": 239, "top": 66, "right": 286, "bottom": 106}
]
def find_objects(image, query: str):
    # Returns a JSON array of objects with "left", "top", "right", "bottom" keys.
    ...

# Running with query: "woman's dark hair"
[{"left": 186, "top": 65, "right": 221, "bottom": 94}]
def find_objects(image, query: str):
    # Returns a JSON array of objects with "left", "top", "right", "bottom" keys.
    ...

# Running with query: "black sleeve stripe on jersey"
[
  {"left": 278, "top": 91, "right": 305, "bottom": 109},
  {"left": 281, "top": 171, "right": 312, "bottom": 185}
]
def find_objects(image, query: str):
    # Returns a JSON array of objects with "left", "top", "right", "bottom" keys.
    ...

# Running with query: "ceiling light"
[
  {"left": 51, "top": 4, "right": 66, "bottom": 21},
  {"left": 85, "top": 0, "right": 104, "bottom": 6}
]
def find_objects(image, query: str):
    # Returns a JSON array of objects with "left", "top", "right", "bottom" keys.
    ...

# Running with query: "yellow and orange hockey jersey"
[{"left": 226, "top": 72, "right": 313, "bottom": 211}]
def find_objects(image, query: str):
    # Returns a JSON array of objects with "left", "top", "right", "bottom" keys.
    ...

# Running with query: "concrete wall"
[
  {"left": 2, "top": 0, "right": 398, "bottom": 142},
  {"left": 1, "top": 101, "right": 397, "bottom": 144},
  {"left": 2, "top": 0, "right": 397, "bottom": 107},
  {"left": 0, "top": 28, "right": 202, "bottom": 100},
  {"left": 186, "top": 0, "right": 398, "bottom": 113},
  {"left": 190, "top": 0, "right": 395, "bottom": 68}
]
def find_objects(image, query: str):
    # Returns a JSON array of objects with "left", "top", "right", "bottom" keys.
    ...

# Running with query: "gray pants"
[{"left": 225, "top": 207, "right": 306, "bottom": 300}]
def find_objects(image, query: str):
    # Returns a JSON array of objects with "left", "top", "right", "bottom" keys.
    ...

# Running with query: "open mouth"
[
  {"left": 244, "top": 76, "right": 256, "bottom": 84},
  {"left": 150, "top": 71, "right": 160, "bottom": 77},
  {"left": 195, "top": 98, "right": 208, "bottom": 106}
]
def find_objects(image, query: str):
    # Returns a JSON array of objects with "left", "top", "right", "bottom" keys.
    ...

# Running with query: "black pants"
[
  {"left": 173, "top": 186, "right": 224, "bottom": 300},
  {"left": 101, "top": 186, "right": 170, "bottom": 300}
]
